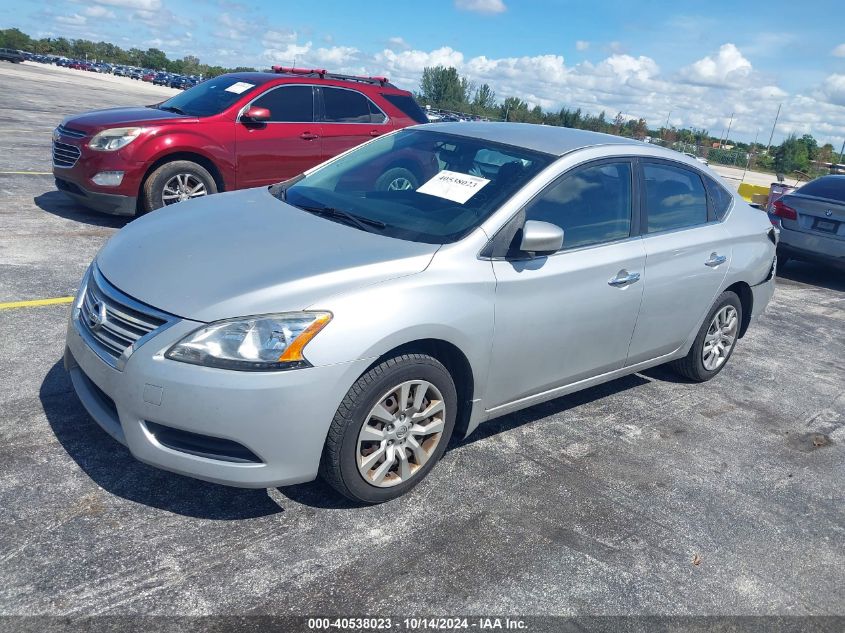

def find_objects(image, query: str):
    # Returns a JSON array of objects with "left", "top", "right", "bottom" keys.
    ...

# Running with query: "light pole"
[
  {"left": 741, "top": 129, "right": 760, "bottom": 183},
  {"left": 719, "top": 112, "right": 734, "bottom": 148},
  {"left": 766, "top": 103, "right": 782, "bottom": 154}
]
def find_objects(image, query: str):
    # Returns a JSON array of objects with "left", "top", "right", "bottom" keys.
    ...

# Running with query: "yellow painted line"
[
  {"left": 0, "top": 296, "right": 74, "bottom": 310},
  {"left": 0, "top": 171, "right": 52, "bottom": 175}
]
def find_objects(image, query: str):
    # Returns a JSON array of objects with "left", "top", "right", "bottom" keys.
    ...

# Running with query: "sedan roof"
[{"left": 414, "top": 121, "right": 642, "bottom": 156}]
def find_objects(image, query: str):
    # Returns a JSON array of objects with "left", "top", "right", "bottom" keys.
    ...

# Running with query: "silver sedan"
[{"left": 65, "top": 122, "right": 777, "bottom": 503}]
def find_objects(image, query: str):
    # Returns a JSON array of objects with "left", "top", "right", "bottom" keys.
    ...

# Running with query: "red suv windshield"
[{"left": 157, "top": 75, "right": 266, "bottom": 117}]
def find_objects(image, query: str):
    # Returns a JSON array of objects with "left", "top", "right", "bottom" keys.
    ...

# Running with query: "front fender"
[
  {"left": 302, "top": 259, "right": 496, "bottom": 407},
  {"left": 126, "top": 125, "right": 236, "bottom": 189}
]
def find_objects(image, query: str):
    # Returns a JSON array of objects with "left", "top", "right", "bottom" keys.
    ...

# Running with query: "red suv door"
[
  {"left": 234, "top": 84, "right": 322, "bottom": 188},
  {"left": 318, "top": 86, "right": 393, "bottom": 161}
]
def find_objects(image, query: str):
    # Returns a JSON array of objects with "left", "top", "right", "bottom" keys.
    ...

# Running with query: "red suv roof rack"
[{"left": 269, "top": 65, "right": 393, "bottom": 87}]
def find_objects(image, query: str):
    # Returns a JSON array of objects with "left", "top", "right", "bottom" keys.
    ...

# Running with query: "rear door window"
[
  {"left": 322, "top": 87, "right": 374, "bottom": 123},
  {"left": 643, "top": 162, "right": 709, "bottom": 232}
]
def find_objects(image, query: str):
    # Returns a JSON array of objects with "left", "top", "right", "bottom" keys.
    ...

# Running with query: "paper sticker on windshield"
[
  {"left": 225, "top": 81, "right": 255, "bottom": 94},
  {"left": 416, "top": 170, "right": 490, "bottom": 204}
]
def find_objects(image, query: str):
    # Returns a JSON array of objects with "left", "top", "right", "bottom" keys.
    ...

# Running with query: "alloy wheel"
[
  {"left": 161, "top": 173, "right": 208, "bottom": 205},
  {"left": 702, "top": 305, "right": 738, "bottom": 371},
  {"left": 356, "top": 380, "right": 446, "bottom": 487},
  {"left": 386, "top": 176, "right": 414, "bottom": 191}
]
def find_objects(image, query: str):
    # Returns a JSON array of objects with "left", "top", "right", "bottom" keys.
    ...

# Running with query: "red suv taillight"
[{"left": 771, "top": 199, "right": 797, "bottom": 221}]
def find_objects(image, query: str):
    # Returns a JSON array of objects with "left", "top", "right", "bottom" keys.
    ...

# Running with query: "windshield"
[
  {"left": 156, "top": 75, "right": 263, "bottom": 117},
  {"left": 283, "top": 129, "right": 554, "bottom": 244}
]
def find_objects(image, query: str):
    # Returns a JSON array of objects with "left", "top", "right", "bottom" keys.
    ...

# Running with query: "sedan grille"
[
  {"left": 56, "top": 124, "right": 87, "bottom": 139},
  {"left": 78, "top": 269, "right": 170, "bottom": 366},
  {"left": 52, "top": 140, "right": 81, "bottom": 168}
]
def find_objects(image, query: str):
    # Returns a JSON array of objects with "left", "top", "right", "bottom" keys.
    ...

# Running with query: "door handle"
[
  {"left": 705, "top": 253, "right": 727, "bottom": 267},
  {"left": 369, "top": 130, "right": 382, "bottom": 137},
  {"left": 299, "top": 132, "right": 319, "bottom": 140},
  {"left": 608, "top": 270, "right": 641, "bottom": 287}
]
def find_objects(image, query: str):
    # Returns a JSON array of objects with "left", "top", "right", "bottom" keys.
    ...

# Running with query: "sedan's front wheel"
[
  {"left": 320, "top": 354, "right": 457, "bottom": 503},
  {"left": 670, "top": 290, "right": 742, "bottom": 382}
]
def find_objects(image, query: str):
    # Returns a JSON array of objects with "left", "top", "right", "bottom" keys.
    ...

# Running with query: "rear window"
[
  {"left": 796, "top": 177, "right": 845, "bottom": 203},
  {"left": 381, "top": 93, "right": 429, "bottom": 124},
  {"left": 705, "top": 176, "right": 733, "bottom": 220}
]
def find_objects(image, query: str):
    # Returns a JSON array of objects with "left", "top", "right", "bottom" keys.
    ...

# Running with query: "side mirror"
[
  {"left": 242, "top": 106, "right": 270, "bottom": 122},
  {"left": 520, "top": 220, "right": 563, "bottom": 256}
]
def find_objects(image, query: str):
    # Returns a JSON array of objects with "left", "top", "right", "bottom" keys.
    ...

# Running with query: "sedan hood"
[
  {"left": 96, "top": 187, "right": 439, "bottom": 322},
  {"left": 64, "top": 106, "right": 189, "bottom": 131}
]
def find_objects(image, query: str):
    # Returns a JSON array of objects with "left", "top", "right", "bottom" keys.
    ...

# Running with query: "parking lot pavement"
[{"left": 0, "top": 61, "right": 843, "bottom": 618}]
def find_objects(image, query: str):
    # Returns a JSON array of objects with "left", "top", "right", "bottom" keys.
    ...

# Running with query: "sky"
[{"left": 3, "top": 0, "right": 845, "bottom": 147}]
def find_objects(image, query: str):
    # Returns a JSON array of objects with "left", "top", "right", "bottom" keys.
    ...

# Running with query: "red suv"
[{"left": 52, "top": 67, "right": 429, "bottom": 215}]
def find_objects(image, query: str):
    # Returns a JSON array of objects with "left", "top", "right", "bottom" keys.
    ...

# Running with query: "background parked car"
[
  {"left": 52, "top": 67, "right": 429, "bottom": 214},
  {"left": 771, "top": 174, "right": 845, "bottom": 270},
  {"left": 0, "top": 48, "right": 24, "bottom": 63}
]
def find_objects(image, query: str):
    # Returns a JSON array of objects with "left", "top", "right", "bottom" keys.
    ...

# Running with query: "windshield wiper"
[
  {"left": 159, "top": 105, "right": 186, "bottom": 115},
  {"left": 296, "top": 204, "right": 386, "bottom": 231}
]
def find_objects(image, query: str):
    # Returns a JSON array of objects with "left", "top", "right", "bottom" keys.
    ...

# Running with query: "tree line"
[
  {"left": 2, "top": 27, "right": 838, "bottom": 177},
  {"left": 0, "top": 27, "right": 253, "bottom": 78},
  {"left": 418, "top": 65, "right": 840, "bottom": 177}
]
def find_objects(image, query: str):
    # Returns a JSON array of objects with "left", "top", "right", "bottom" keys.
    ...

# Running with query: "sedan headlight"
[
  {"left": 165, "top": 312, "right": 332, "bottom": 371},
  {"left": 88, "top": 127, "right": 144, "bottom": 151}
]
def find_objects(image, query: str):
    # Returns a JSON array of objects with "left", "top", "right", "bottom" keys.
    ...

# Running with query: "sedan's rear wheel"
[
  {"left": 670, "top": 290, "right": 742, "bottom": 382},
  {"left": 321, "top": 354, "right": 457, "bottom": 503}
]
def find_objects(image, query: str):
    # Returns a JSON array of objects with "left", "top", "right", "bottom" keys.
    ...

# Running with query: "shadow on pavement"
[
  {"left": 40, "top": 359, "right": 283, "bottom": 520},
  {"left": 777, "top": 260, "right": 845, "bottom": 293},
  {"left": 456, "top": 373, "right": 651, "bottom": 447},
  {"left": 34, "top": 190, "right": 132, "bottom": 229}
]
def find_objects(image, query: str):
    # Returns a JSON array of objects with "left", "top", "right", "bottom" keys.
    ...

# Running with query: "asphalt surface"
[{"left": 0, "top": 62, "right": 843, "bottom": 619}]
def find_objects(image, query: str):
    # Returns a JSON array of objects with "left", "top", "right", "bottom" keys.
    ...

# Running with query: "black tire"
[
  {"left": 670, "top": 290, "right": 743, "bottom": 383},
  {"left": 375, "top": 166, "right": 419, "bottom": 192},
  {"left": 142, "top": 160, "right": 217, "bottom": 212},
  {"left": 320, "top": 353, "right": 457, "bottom": 504}
]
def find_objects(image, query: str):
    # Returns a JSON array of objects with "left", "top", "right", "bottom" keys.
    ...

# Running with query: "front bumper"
[
  {"left": 55, "top": 178, "right": 137, "bottom": 216},
  {"left": 64, "top": 307, "right": 372, "bottom": 488},
  {"left": 52, "top": 133, "right": 146, "bottom": 216}
]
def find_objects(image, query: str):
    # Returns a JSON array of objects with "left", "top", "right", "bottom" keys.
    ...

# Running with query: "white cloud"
[
  {"left": 84, "top": 6, "right": 116, "bottom": 18},
  {"left": 262, "top": 41, "right": 361, "bottom": 69},
  {"left": 214, "top": 13, "right": 254, "bottom": 40},
  {"left": 832, "top": 43, "right": 845, "bottom": 58},
  {"left": 56, "top": 14, "right": 87, "bottom": 25},
  {"left": 575, "top": 40, "right": 590, "bottom": 52},
  {"left": 680, "top": 43, "right": 753, "bottom": 87},
  {"left": 388, "top": 36, "right": 410, "bottom": 51},
  {"left": 819, "top": 74, "right": 845, "bottom": 106},
  {"left": 314, "top": 46, "right": 359, "bottom": 65},
  {"left": 93, "top": 0, "right": 161, "bottom": 9},
  {"left": 454, "top": 0, "right": 506, "bottom": 14},
  {"left": 262, "top": 29, "right": 298, "bottom": 48},
  {"left": 599, "top": 54, "right": 660, "bottom": 82}
]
